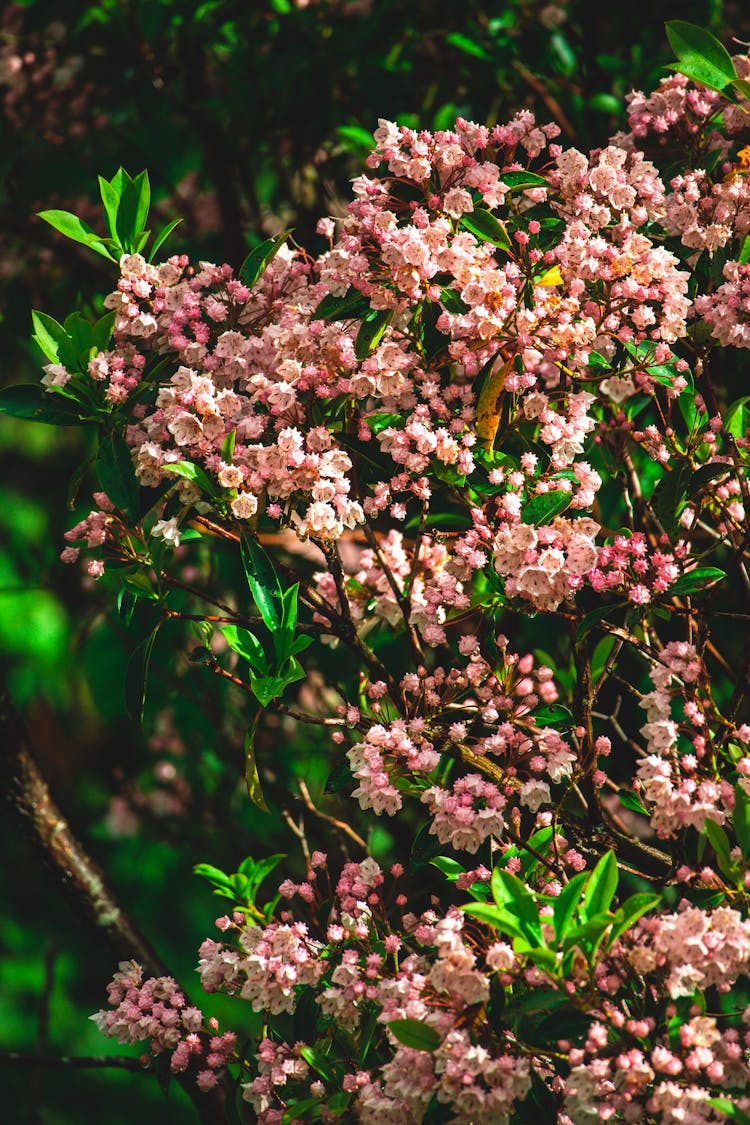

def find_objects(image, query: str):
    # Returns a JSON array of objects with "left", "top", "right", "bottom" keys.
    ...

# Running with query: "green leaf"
[
  {"left": 336, "top": 124, "right": 374, "bottom": 150},
  {"left": 740, "top": 234, "right": 750, "bottom": 266},
  {"left": 666, "top": 21, "right": 737, "bottom": 92},
  {"left": 650, "top": 463, "right": 690, "bottom": 540},
  {"left": 669, "top": 567, "right": 726, "bottom": 596},
  {"left": 491, "top": 868, "right": 543, "bottom": 945},
  {"left": 734, "top": 783, "right": 750, "bottom": 861},
  {"left": 31, "top": 310, "right": 68, "bottom": 363},
  {"left": 99, "top": 174, "right": 121, "bottom": 238},
  {"left": 462, "top": 901, "right": 526, "bottom": 940},
  {"left": 163, "top": 460, "right": 219, "bottom": 497},
  {"left": 298, "top": 1045, "right": 337, "bottom": 1084},
  {"left": 522, "top": 489, "right": 572, "bottom": 526},
  {"left": 730, "top": 77, "right": 750, "bottom": 101},
  {"left": 92, "top": 309, "right": 117, "bottom": 352},
  {"left": 314, "top": 288, "right": 371, "bottom": 322},
  {"left": 125, "top": 622, "right": 163, "bottom": 723},
  {"left": 0, "top": 384, "right": 83, "bottom": 426},
  {"left": 245, "top": 706, "right": 269, "bottom": 811},
  {"left": 149, "top": 218, "right": 183, "bottom": 263},
  {"left": 387, "top": 1019, "right": 441, "bottom": 1052},
  {"left": 193, "top": 863, "right": 235, "bottom": 893},
  {"left": 240, "top": 534, "right": 283, "bottom": 631},
  {"left": 430, "top": 856, "right": 466, "bottom": 881},
  {"left": 239, "top": 229, "right": 291, "bottom": 288},
  {"left": 500, "top": 171, "right": 548, "bottom": 191},
  {"left": 221, "top": 429, "right": 236, "bottom": 462},
  {"left": 250, "top": 659, "right": 306, "bottom": 706},
  {"left": 222, "top": 625, "right": 270, "bottom": 674},
  {"left": 459, "top": 209, "right": 513, "bottom": 253},
  {"left": 355, "top": 309, "right": 392, "bottom": 361},
  {"left": 552, "top": 871, "right": 588, "bottom": 941},
  {"left": 618, "top": 788, "right": 649, "bottom": 816},
  {"left": 584, "top": 851, "right": 618, "bottom": 918},
  {"left": 115, "top": 170, "right": 151, "bottom": 253},
  {"left": 38, "top": 209, "right": 116, "bottom": 260},
  {"left": 96, "top": 433, "right": 139, "bottom": 518},
  {"left": 707, "top": 1098, "right": 750, "bottom": 1124},
  {"left": 445, "top": 31, "right": 492, "bottom": 60},
  {"left": 607, "top": 893, "right": 661, "bottom": 947},
  {"left": 725, "top": 396, "right": 750, "bottom": 438},
  {"left": 704, "top": 818, "right": 735, "bottom": 877}
]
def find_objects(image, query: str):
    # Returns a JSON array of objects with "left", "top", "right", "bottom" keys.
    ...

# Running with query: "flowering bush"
[{"left": 10, "top": 18, "right": 750, "bottom": 1123}]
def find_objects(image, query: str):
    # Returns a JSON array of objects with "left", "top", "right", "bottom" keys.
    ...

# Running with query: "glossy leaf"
[
  {"left": 96, "top": 433, "right": 139, "bottom": 518},
  {"left": 244, "top": 706, "right": 269, "bottom": 812},
  {"left": 666, "top": 21, "right": 737, "bottom": 92},
  {"left": 387, "top": 1019, "right": 441, "bottom": 1052},
  {"left": 239, "top": 229, "right": 291, "bottom": 288},
  {"left": 583, "top": 851, "right": 618, "bottom": 918},
  {"left": 0, "top": 384, "right": 83, "bottom": 426},
  {"left": 459, "top": 208, "right": 513, "bottom": 252},
  {"left": 38, "top": 209, "right": 116, "bottom": 260},
  {"left": 240, "top": 534, "right": 283, "bottom": 631}
]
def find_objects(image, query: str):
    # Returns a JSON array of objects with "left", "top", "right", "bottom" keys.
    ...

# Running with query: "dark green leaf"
[
  {"left": 522, "top": 489, "right": 572, "bottom": 526},
  {"left": 387, "top": 1019, "right": 441, "bottom": 1052},
  {"left": 618, "top": 788, "right": 649, "bottom": 816},
  {"left": 314, "top": 288, "right": 371, "bottom": 322},
  {"left": 298, "top": 1045, "right": 337, "bottom": 1084},
  {"left": 491, "top": 868, "right": 543, "bottom": 945},
  {"left": 96, "top": 433, "right": 139, "bottom": 517},
  {"left": 704, "top": 818, "right": 735, "bottom": 877},
  {"left": 0, "top": 384, "right": 82, "bottom": 426},
  {"left": 734, "top": 783, "right": 750, "bottom": 861},
  {"left": 669, "top": 567, "right": 726, "bottom": 596},
  {"left": 125, "top": 622, "right": 163, "bottom": 723},
  {"left": 245, "top": 707, "right": 269, "bottom": 812},
  {"left": 240, "top": 534, "right": 283, "bottom": 631},
  {"left": 355, "top": 309, "right": 392, "bottom": 361},
  {"left": 31, "top": 310, "right": 68, "bottom": 363},
  {"left": 459, "top": 209, "right": 512, "bottom": 252},
  {"left": 239, "top": 229, "right": 291, "bottom": 288}
]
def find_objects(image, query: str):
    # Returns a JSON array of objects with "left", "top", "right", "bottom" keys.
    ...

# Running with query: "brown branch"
[
  {"left": 0, "top": 683, "right": 227, "bottom": 1125},
  {"left": 0, "top": 1052, "right": 147, "bottom": 1073}
]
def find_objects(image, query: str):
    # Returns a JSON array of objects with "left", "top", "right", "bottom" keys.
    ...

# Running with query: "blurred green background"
[{"left": 0, "top": 0, "right": 743, "bottom": 1119}]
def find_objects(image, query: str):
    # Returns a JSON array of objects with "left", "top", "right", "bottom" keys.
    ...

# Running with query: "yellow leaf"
[
  {"left": 475, "top": 357, "right": 512, "bottom": 450},
  {"left": 537, "top": 264, "right": 563, "bottom": 287}
]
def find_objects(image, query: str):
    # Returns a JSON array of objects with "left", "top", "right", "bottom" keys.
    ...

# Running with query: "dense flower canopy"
[{"left": 10, "top": 22, "right": 750, "bottom": 1125}]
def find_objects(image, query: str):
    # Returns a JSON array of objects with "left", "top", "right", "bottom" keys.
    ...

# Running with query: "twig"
[
  {"left": 297, "top": 778, "right": 367, "bottom": 851},
  {"left": 281, "top": 807, "right": 311, "bottom": 868},
  {"left": 0, "top": 1052, "right": 148, "bottom": 1073}
]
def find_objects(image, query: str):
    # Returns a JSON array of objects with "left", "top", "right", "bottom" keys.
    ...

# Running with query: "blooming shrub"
[{"left": 10, "top": 18, "right": 750, "bottom": 1124}]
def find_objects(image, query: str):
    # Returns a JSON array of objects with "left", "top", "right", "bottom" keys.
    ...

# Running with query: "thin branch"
[
  {"left": 297, "top": 778, "right": 368, "bottom": 851},
  {"left": 0, "top": 1052, "right": 148, "bottom": 1073},
  {"left": 0, "top": 682, "right": 226, "bottom": 1125}
]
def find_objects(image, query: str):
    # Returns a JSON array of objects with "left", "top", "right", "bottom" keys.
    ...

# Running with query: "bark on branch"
[{"left": 0, "top": 682, "right": 227, "bottom": 1124}]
